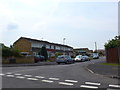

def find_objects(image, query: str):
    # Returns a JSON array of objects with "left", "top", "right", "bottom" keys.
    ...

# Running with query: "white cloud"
[
  {"left": 38, "top": 15, "right": 117, "bottom": 32},
  {"left": 60, "top": 0, "right": 119, "bottom": 2},
  {"left": 28, "top": 0, "right": 61, "bottom": 32},
  {"left": 16, "top": 0, "right": 37, "bottom": 6},
  {"left": 0, "top": 1, "right": 21, "bottom": 40},
  {"left": 0, "top": 2, "right": 13, "bottom": 17},
  {"left": 15, "top": 0, "right": 61, "bottom": 7},
  {"left": 0, "top": 1, "right": 13, "bottom": 39}
]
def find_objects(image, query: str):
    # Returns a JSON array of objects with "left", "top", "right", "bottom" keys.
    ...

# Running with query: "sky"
[{"left": 0, "top": 0, "right": 118, "bottom": 50}]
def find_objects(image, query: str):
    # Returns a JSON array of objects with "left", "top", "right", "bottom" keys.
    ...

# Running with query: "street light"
[
  {"left": 63, "top": 38, "right": 66, "bottom": 55},
  {"left": 63, "top": 38, "right": 66, "bottom": 45}
]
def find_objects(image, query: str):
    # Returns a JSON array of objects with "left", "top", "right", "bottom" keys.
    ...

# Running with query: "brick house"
[
  {"left": 97, "top": 49, "right": 105, "bottom": 56},
  {"left": 13, "top": 37, "right": 73, "bottom": 57}
]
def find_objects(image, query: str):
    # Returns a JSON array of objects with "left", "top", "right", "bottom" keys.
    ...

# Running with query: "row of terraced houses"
[
  {"left": 13, "top": 37, "right": 94, "bottom": 57},
  {"left": 13, "top": 37, "right": 73, "bottom": 57}
]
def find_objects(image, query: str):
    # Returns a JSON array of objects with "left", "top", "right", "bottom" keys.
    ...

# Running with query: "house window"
[
  {"left": 50, "top": 45, "right": 51, "bottom": 49},
  {"left": 43, "top": 44, "right": 46, "bottom": 47}
]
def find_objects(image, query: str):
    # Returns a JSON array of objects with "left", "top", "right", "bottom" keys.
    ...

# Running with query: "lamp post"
[
  {"left": 63, "top": 38, "right": 66, "bottom": 45},
  {"left": 63, "top": 38, "right": 66, "bottom": 55}
]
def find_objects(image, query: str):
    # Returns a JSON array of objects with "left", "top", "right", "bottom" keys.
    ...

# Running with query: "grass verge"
[{"left": 101, "top": 63, "right": 120, "bottom": 66}]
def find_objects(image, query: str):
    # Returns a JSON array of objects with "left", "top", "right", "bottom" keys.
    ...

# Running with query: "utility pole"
[{"left": 95, "top": 42, "right": 97, "bottom": 53}]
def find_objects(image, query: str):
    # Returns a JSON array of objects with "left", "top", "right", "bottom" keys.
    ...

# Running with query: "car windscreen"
[
  {"left": 57, "top": 56, "right": 64, "bottom": 59},
  {"left": 40, "top": 56, "right": 44, "bottom": 58},
  {"left": 35, "top": 56, "right": 39, "bottom": 58},
  {"left": 76, "top": 56, "right": 82, "bottom": 58},
  {"left": 66, "top": 57, "right": 71, "bottom": 59}
]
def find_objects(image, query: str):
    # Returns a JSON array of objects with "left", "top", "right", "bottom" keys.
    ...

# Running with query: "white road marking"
[
  {"left": 14, "top": 74, "right": 22, "bottom": 75},
  {"left": 85, "top": 82, "right": 101, "bottom": 85},
  {"left": 49, "top": 78, "right": 59, "bottom": 80},
  {"left": 65, "top": 80, "right": 78, "bottom": 83},
  {"left": 27, "top": 78, "right": 39, "bottom": 81},
  {"left": 87, "top": 68, "right": 94, "bottom": 73},
  {"left": 0, "top": 73, "right": 5, "bottom": 76},
  {"left": 16, "top": 76, "right": 25, "bottom": 79},
  {"left": 35, "top": 76, "right": 45, "bottom": 79},
  {"left": 42, "top": 80, "right": 54, "bottom": 83},
  {"left": 6, "top": 75, "right": 14, "bottom": 77},
  {"left": 109, "top": 84, "right": 120, "bottom": 88},
  {"left": 8, "top": 68, "right": 42, "bottom": 73},
  {"left": 80, "top": 85, "right": 98, "bottom": 89},
  {"left": 59, "top": 82, "right": 74, "bottom": 86},
  {"left": 24, "top": 75, "right": 32, "bottom": 77}
]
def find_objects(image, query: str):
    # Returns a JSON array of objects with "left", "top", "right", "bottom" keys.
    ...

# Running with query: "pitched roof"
[
  {"left": 13, "top": 37, "right": 73, "bottom": 48},
  {"left": 74, "top": 48, "right": 89, "bottom": 50}
]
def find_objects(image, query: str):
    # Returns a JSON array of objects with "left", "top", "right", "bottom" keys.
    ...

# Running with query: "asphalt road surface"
[{"left": 1, "top": 57, "right": 120, "bottom": 89}]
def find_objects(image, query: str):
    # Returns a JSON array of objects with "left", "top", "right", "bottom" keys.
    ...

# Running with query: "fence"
[{"left": 106, "top": 47, "right": 120, "bottom": 64}]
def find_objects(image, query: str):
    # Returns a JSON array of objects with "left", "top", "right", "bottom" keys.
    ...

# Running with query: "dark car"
[
  {"left": 34, "top": 55, "right": 45, "bottom": 63},
  {"left": 56, "top": 55, "right": 75, "bottom": 64}
]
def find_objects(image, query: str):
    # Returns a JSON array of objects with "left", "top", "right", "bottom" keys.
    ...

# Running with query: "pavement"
[
  {"left": 87, "top": 61, "right": 120, "bottom": 79},
  {"left": 1, "top": 61, "right": 57, "bottom": 67}
]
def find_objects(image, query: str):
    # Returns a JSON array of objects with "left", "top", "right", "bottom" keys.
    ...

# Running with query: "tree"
[
  {"left": 104, "top": 35, "right": 120, "bottom": 49},
  {"left": 40, "top": 46, "right": 48, "bottom": 61}
]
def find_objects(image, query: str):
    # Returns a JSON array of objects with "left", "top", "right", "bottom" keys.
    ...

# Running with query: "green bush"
[
  {"left": 55, "top": 52, "right": 63, "bottom": 57},
  {"left": 1, "top": 44, "right": 21, "bottom": 58},
  {"left": 104, "top": 35, "right": 120, "bottom": 49}
]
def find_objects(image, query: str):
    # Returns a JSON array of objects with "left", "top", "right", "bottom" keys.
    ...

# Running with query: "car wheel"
[
  {"left": 57, "top": 62, "right": 60, "bottom": 64},
  {"left": 65, "top": 61, "right": 69, "bottom": 64},
  {"left": 35, "top": 61, "right": 38, "bottom": 63},
  {"left": 73, "top": 60, "right": 75, "bottom": 63}
]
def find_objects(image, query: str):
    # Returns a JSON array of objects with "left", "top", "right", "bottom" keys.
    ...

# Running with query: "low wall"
[
  {"left": 49, "top": 57, "right": 56, "bottom": 62},
  {"left": 106, "top": 47, "right": 120, "bottom": 64},
  {"left": 2, "top": 56, "right": 34, "bottom": 64}
]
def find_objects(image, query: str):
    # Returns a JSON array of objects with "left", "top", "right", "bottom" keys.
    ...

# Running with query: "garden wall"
[{"left": 2, "top": 56, "right": 34, "bottom": 64}]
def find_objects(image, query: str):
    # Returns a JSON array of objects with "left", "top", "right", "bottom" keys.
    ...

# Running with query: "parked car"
[
  {"left": 56, "top": 55, "right": 75, "bottom": 64},
  {"left": 74, "top": 55, "right": 83, "bottom": 62},
  {"left": 92, "top": 53, "right": 99, "bottom": 59},
  {"left": 34, "top": 55, "right": 45, "bottom": 63},
  {"left": 81, "top": 56, "right": 90, "bottom": 61}
]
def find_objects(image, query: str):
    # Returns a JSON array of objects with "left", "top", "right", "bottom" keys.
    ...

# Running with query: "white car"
[
  {"left": 92, "top": 53, "right": 99, "bottom": 59},
  {"left": 74, "top": 55, "right": 83, "bottom": 62}
]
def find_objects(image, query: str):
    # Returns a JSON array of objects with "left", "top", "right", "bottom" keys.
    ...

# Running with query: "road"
[{"left": 1, "top": 57, "right": 119, "bottom": 89}]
